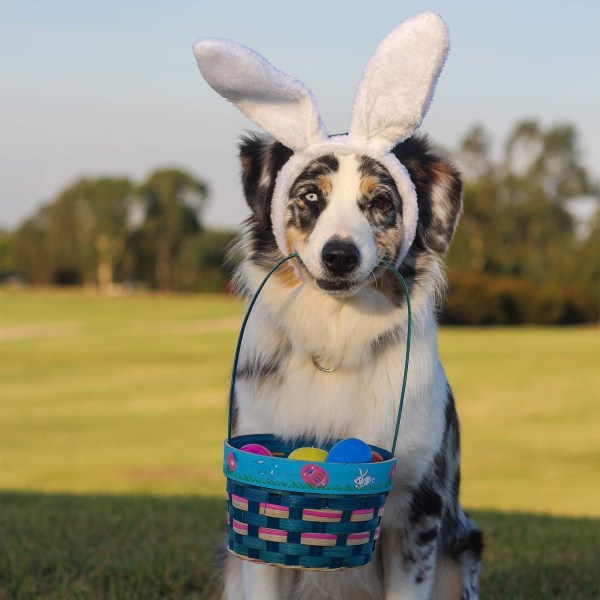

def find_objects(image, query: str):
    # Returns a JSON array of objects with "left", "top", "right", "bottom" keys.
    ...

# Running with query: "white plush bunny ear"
[
  {"left": 193, "top": 38, "right": 327, "bottom": 152},
  {"left": 349, "top": 12, "right": 449, "bottom": 150}
]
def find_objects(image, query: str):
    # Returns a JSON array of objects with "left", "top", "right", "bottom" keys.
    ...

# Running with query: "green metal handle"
[{"left": 227, "top": 254, "right": 412, "bottom": 456}]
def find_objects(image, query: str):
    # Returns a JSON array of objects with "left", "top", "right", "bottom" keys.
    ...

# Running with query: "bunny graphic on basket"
[
  {"left": 194, "top": 10, "right": 482, "bottom": 600},
  {"left": 354, "top": 468, "right": 375, "bottom": 490}
]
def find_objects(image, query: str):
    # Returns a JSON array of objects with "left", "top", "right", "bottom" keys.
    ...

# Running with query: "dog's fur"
[{"left": 223, "top": 134, "right": 483, "bottom": 600}]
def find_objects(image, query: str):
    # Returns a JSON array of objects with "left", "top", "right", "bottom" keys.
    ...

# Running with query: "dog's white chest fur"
[{"left": 234, "top": 273, "right": 448, "bottom": 490}]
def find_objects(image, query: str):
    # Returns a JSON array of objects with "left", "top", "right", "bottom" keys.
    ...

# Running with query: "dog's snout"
[{"left": 321, "top": 240, "right": 360, "bottom": 276}]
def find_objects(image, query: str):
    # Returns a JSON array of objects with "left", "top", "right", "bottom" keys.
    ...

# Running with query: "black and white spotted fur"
[{"left": 223, "top": 134, "right": 483, "bottom": 600}]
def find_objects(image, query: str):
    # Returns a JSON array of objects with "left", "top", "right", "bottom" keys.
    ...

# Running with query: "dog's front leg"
[
  {"left": 381, "top": 489, "right": 443, "bottom": 600},
  {"left": 242, "top": 561, "right": 290, "bottom": 600},
  {"left": 381, "top": 531, "right": 439, "bottom": 600}
]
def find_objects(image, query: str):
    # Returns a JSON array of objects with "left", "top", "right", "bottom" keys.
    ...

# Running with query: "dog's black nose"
[{"left": 322, "top": 240, "right": 360, "bottom": 275}]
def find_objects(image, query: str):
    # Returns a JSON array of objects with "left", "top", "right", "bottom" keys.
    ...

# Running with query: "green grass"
[
  {"left": 1, "top": 289, "right": 598, "bottom": 514},
  {"left": 1, "top": 289, "right": 599, "bottom": 598},
  {"left": 0, "top": 290, "right": 242, "bottom": 496},
  {"left": 0, "top": 492, "right": 224, "bottom": 600},
  {"left": 1, "top": 492, "right": 598, "bottom": 600},
  {"left": 440, "top": 326, "right": 600, "bottom": 517}
]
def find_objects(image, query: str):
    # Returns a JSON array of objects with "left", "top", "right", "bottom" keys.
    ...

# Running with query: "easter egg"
[
  {"left": 240, "top": 443, "right": 273, "bottom": 456},
  {"left": 300, "top": 464, "right": 329, "bottom": 488},
  {"left": 371, "top": 451, "right": 384, "bottom": 463},
  {"left": 226, "top": 452, "right": 237, "bottom": 472},
  {"left": 288, "top": 447, "right": 328, "bottom": 462},
  {"left": 325, "top": 438, "right": 372, "bottom": 463}
]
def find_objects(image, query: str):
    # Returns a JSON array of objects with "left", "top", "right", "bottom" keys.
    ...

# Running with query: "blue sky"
[{"left": 1, "top": 0, "right": 599, "bottom": 229}]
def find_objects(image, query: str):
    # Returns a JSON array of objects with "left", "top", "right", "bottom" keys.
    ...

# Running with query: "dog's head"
[
  {"left": 194, "top": 11, "right": 460, "bottom": 297},
  {"left": 240, "top": 134, "right": 462, "bottom": 297}
]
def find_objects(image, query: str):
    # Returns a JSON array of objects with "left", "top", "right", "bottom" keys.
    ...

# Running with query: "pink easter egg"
[
  {"left": 300, "top": 464, "right": 329, "bottom": 488},
  {"left": 240, "top": 443, "right": 273, "bottom": 456},
  {"left": 389, "top": 463, "right": 396, "bottom": 480}
]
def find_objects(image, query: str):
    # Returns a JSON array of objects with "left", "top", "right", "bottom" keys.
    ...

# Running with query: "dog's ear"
[
  {"left": 393, "top": 136, "right": 462, "bottom": 254},
  {"left": 239, "top": 134, "right": 294, "bottom": 228}
]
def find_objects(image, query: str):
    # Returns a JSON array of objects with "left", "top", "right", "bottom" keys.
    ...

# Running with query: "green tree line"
[
  {"left": 443, "top": 120, "right": 598, "bottom": 324},
  {"left": 1, "top": 168, "right": 237, "bottom": 294},
  {"left": 0, "top": 120, "right": 598, "bottom": 323}
]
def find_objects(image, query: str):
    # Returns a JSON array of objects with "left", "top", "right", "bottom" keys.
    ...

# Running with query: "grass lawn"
[
  {"left": 1, "top": 492, "right": 599, "bottom": 600},
  {"left": 0, "top": 290, "right": 241, "bottom": 497},
  {"left": 1, "top": 289, "right": 599, "bottom": 597}
]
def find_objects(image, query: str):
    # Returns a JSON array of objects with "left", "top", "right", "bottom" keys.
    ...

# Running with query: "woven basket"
[{"left": 224, "top": 254, "right": 411, "bottom": 570}]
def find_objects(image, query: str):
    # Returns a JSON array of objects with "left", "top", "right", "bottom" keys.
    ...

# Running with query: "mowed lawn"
[
  {"left": 1, "top": 289, "right": 599, "bottom": 598},
  {"left": 1, "top": 288, "right": 598, "bottom": 514},
  {"left": 1, "top": 289, "right": 241, "bottom": 497}
]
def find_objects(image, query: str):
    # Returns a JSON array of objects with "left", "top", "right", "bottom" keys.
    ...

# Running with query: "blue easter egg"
[{"left": 325, "top": 438, "right": 373, "bottom": 463}]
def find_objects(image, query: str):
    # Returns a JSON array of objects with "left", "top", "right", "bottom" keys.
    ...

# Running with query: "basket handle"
[{"left": 227, "top": 254, "right": 412, "bottom": 456}]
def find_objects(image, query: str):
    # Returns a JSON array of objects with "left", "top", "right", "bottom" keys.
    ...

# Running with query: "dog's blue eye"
[{"left": 304, "top": 192, "right": 319, "bottom": 202}]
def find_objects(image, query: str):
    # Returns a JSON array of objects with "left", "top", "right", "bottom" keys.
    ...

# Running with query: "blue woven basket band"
[
  {"left": 229, "top": 506, "right": 381, "bottom": 535},
  {"left": 228, "top": 546, "right": 370, "bottom": 571},
  {"left": 227, "top": 480, "right": 386, "bottom": 510},
  {"left": 229, "top": 541, "right": 372, "bottom": 572}
]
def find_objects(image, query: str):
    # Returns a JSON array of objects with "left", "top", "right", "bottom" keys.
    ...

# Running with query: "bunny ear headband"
[{"left": 193, "top": 12, "right": 449, "bottom": 267}]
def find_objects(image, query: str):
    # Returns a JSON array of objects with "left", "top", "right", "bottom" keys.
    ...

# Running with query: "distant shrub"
[
  {"left": 441, "top": 272, "right": 599, "bottom": 325},
  {"left": 172, "top": 229, "right": 238, "bottom": 292}
]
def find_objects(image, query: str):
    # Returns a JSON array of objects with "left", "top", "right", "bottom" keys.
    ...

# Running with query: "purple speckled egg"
[{"left": 300, "top": 464, "right": 329, "bottom": 488}]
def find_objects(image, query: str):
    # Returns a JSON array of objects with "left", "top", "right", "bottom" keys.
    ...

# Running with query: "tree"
[
  {"left": 15, "top": 218, "right": 47, "bottom": 284},
  {"left": 0, "top": 230, "right": 19, "bottom": 281},
  {"left": 13, "top": 177, "right": 135, "bottom": 289},
  {"left": 451, "top": 125, "right": 499, "bottom": 272},
  {"left": 139, "top": 169, "right": 208, "bottom": 290},
  {"left": 445, "top": 120, "right": 599, "bottom": 324},
  {"left": 455, "top": 124, "right": 493, "bottom": 181},
  {"left": 449, "top": 120, "right": 598, "bottom": 285},
  {"left": 570, "top": 207, "right": 600, "bottom": 306},
  {"left": 72, "top": 178, "right": 135, "bottom": 292},
  {"left": 172, "top": 229, "right": 237, "bottom": 291}
]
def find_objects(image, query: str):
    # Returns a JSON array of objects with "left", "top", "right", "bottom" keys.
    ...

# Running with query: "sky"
[{"left": 1, "top": 0, "right": 599, "bottom": 230}]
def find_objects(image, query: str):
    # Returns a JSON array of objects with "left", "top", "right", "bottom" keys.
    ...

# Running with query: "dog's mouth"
[
  {"left": 294, "top": 253, "right": 377, "bottom": 297},
  {"left": 314, "top": 276, "right": 370, "bottom": 297},
  {"left": 315, "top": 278, "right": 354, "bottom": 292}
]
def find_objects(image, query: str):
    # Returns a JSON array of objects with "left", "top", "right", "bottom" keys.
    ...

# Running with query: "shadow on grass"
[{"left": 1, "top": 492, "right": 598, "bottom": 599}]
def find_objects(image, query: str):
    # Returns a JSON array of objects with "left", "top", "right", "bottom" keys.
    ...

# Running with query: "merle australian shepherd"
[
  {"left": 220, "top": 134, "right": 483, "bottom": 599},
  {"left": 194, "top": 12, "right": 484, "bottom": 600}
]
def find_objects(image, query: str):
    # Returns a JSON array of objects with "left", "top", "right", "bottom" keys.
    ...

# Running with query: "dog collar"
[
  {"left": 312, "top": 355, "right": 338, "bottom": 373},
  {"left": 193, "top": 12, "right": 450, "bottom": 267}
]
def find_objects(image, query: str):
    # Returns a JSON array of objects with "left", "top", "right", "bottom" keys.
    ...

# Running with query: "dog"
[
  {"left": 193, "top": 12, "right": 483, "bottom": 599},
  {"left": 221, "top": 133, "right": 483, "bottom": 600}
]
